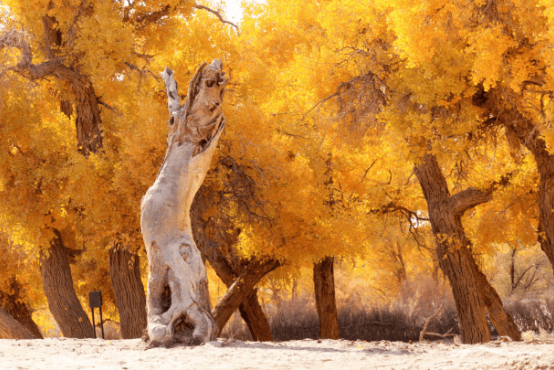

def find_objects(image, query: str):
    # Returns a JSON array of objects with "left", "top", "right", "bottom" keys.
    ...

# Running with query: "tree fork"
[
  {"left": 414, "top": 153, "right": 520, "bottom": 344},
  {"left": 141, "top": 60, "right": 227, "bottom": 345},
  {"left": 313, "top": 256, "right": 339, "bottom": 340}
]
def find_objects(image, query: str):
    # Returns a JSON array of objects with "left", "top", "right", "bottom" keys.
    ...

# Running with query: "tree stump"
[{"left": 141, "top": 60, "right": 226, "bottom": 345}]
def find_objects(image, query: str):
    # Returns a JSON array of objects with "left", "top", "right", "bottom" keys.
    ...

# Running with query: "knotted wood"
[{"left": 141, "top": 60, "right": 226, "bottom": 345}]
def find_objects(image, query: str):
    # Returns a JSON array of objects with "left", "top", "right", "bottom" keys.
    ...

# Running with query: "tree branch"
[
  {"left": 194, "top": 5, "right": 240, "bottom": 35},
  {"left": 449, "top": 173, "right": 511, "bottom": 216}
]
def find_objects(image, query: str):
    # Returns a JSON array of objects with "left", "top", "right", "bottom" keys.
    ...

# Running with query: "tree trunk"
[
  {"left": 0, "top": 307, "right": 36, "bottom": 339},
  {"left": 414, "top": 153, "right": 520, "bottom": 343},
  {"left": 141, "top": 60, "right": 227, "bottom": 345},
  {"left": 191, "top": 201, "right": 274, "bottom": 341},
  {"left": 313, "top": 256, "right": 339, "bottom": 340},
  {"left": 109, "top": 247, "right": 147, "bottom": 339},
  {"left": 211, "top": 259, "right": 280, "bottom": 336},
  {"left": 40, "top": 231, "right": 94, "bottom": 338},
  {"left": 0, "top": 277, "right": 43, "bottom": 339}
]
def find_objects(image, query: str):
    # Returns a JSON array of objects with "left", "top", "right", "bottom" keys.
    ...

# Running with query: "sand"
[{"left": 1, "top": 335, "right": 553, "bottom": 370}]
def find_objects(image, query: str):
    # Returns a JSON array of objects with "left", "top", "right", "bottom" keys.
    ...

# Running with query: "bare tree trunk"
[
  {"left": 141, "top": 60, "right": 227, "bottom": 345},
  {"left": 40, "top": 231, "right": 94, "bottom": 338},
  {"left": 212, "top": 259, "right": 280, "bottom": 336},
  {"left": 414, "top": 153, "right": 520, "bottom": 343},
  {"left": 109, "top": 247, "right": 147, "bottom": 339},
  {"left": 0, "top": 307, "right": 36, "bottom": 339},
  {"left": 0, "top": 277, "right": 43, "bottom": 339},
  {"left": 237, "top": 290, "right": 273, "bottom": 341},
  {"left": 313, "top": 256, "right": 339, "bottom": 340}
]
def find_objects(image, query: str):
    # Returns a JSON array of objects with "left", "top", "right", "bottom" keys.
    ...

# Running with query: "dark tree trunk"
[
  {"left": 0, "top": 307, "right": 36, "bottom": 339},
  {"left": 40, "top": 231, "right": 94, "bottom": 338},
  {"left": 414, "top": 153, "right": 520, "bottom": 343},
  {"left": 313, "top": 256, "right": 339, "bottom": 340},
  {"left": 211, "top": 258, "right": 280, "bottom": 336},
  {"left": 192, "top": 195, "right": 274, "bottom": 341},
  {"left": 0, "top": 277, "right": 43, "bottom": 339},
  {"left": 109, "top": 247, "right": 147, "bottom": 339}
]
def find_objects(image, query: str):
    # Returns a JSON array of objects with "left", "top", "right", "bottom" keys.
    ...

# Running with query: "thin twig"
[{"left": 194, "top": 5, "right": 240, "bottom": 35}]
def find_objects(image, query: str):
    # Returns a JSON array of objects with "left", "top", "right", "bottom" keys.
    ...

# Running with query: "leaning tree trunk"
[
  {"left": 211, "top": 259, "right": 280, "bottom": 335},
  {"left": 40, "top": 231, "right": 94, "bottom": 338},
  {"left": 191, "top": 199, "right": 274, "bottom": 341},
  {"left": 0, "top": 307, "right": 36, "bottom": 339},
  {"left": 414, "top": 153, "right": 521, "bottom": 344},
  {"left": 0, "top": 277, "right": 43, "bottom": 338},
  {"left": 109, "top": 247, "right": 147, "bottom": 339},
  {"left": 313, "top": 256, "right": 339, "bottom": 339},
  {"left": 141, "top": 60, "right": 227, "bottom": 345}
]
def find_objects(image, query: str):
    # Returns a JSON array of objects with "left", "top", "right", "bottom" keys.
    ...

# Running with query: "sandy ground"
[{"left": 1, "top": 336, "right": 553, "bottom": 370}]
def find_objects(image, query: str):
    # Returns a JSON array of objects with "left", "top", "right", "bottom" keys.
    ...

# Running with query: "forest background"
[{"left": 0, "top": 0, "right": 553, "bottom": 344}]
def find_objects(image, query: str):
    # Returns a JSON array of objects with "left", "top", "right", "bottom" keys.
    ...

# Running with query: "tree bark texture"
[
  {"left": 39, "top": 232, "right": 94, "bottom": 338},
  {"left": 313, "top": 256, "right": 339, "bottom": 340},
  {"left": 414, "top": 154, "right": 521, "bottom": 344},
  {"left": 0, "top": 307, "right": 36, "bottom": 339},
  {"left": 191, "top": 198, "right": 274, "bottom": 341},
  {"left": 109, "top": 247, "right": 147, "bottom": 339},
  {"left": 0, "top": 277, "right": 43, "bottom": 339},
  {"left": 211, "top": 258, "right": 280, "bottom": 336},
  {"left": 141, "top": 60, "right": 226, "bottom": 345}
]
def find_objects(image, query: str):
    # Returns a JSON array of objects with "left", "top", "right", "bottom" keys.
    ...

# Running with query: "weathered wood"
[
  {"left": 141, "top": 60, "right": 226, "bottom": 345},
  {"left": 109, "top": 247, "right": 147, "bottom": 339},
  {"left": 414, "top": 153, "right": 521, "bottom": 343},
  {"left": 313, "top": 256, "right": 339, "bottom": 340}
]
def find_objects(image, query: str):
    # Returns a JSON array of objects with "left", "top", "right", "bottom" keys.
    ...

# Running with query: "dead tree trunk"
[
  {"left": 414, "top": 153, "right": 521, "bottom": 344},
  {"left": 40, "top": 231, "right": 94, "bottom": 338},
  {"left": 313, "top": 256, "right": 339, "bottom": 339},
  {"left": 109, "top": 247, "right": 147, "bottom": 339},
  {"left": 0, "top": 277, "right": 43, "bottom": 339},
  {"left": 141, "top": 60, "right": 227, "bottom": 345},
  {"left": 0, "top": 307, "right": 36, "bottom": 339}
]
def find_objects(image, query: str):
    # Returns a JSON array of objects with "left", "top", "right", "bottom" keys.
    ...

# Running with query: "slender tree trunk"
[
  {"left": 40, "top": 231, "right": 94, "bottom": 338},
  {"left": 414, "top": 153, "right": 520, "bottom": 343},
  {"left": 212, "top": 259, "right": 280, "bottom": 336},
  {"left": 313, "top": 256, "right": 339, "bottom": 340},
  {"left": 237, "top": 290, "right": 273, "bottom": 341},
  {"left": 0, "top": 277, "right": 43, "bottom": 339},
  {"left": 0, "top": 307, "right": 36, "bottom": 339},
  {"left": 141, "top": 61, "right": 227, "bottom": 345},
  {"left": 109, "top": 247, "right": 147, "bottom": 339}
]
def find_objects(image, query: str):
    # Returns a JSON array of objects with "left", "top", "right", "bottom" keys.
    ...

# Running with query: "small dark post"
[{"left": 89, "top": 291, "right": 104, "bottom": 339}]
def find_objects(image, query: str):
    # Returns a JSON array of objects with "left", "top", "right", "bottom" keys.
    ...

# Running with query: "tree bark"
[
  {"left": 191, "top": 200, "right": 274, "bottom": 341},
  {"left": 109, "top": 247, "right": 147, "bottom": 339},
  {"left": 141, "top": 60, "right": 226, "bottom": 345},
  {"left": 40, "top": 231, "right": 94, "bottom": 338},
  {"left": 313, "top": 256, "right": 339, "bottom": 340},
  {"left": 0, "top": 277, "right": 43, "bottom": 339},
  {"left": 0, "top": 307, "right": 36, "bottom": 339},
  {"left": 414, "top": 153, "right": 520, "bottom": 343},
  {"left": 211, "top": 258, "right": 280, "bottom": 336}
]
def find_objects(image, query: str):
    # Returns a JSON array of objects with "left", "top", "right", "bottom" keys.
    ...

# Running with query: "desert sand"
[{"left": 1, "top": 335, "right": 553, "bottom": 370}]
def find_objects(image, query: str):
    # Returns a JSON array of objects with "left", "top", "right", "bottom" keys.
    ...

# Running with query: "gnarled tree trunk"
[
  {"left": 40, "top": 231, "right": 94, "bottom": 338},
  {"left": 141, "top": 60, "right": 226, "bottom": 345},
  {"left": 414, "top": 153, "right": 520, "bottom": 344},
  {"left": 0, "top": 307, "right": 36, "bottom": 339},
  {"left": 313, "top": 256, "right": 339, "bottom": 339},
  {"left": 109, "top": 247, "right": 147, "bottom": 339},
  {"left": 0, "top": 277, "right": 43, "bottom": 339}
]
